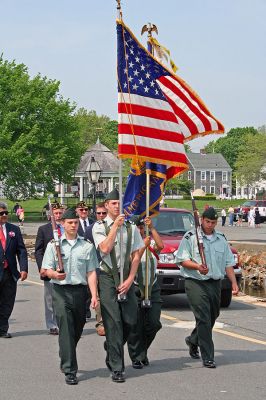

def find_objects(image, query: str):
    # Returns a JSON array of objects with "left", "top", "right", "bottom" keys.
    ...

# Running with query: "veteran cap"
[
  {"left": 51, "top": 201, "right": 63, "bottom": 210},
  {"left": 105, "top": 188, "right": 119, "bottom": 201},
  {"left": 202, "top": 207, "right": 218, "bottom": 220},
  {"left": 61, "top": 208, "right": 79, "bottom": 220},
  {"left": 130, "top": 215, "right": 144, "bottom": 226},
  {"left": 76, "top": 201, "right": 88, "bottom": 209}
]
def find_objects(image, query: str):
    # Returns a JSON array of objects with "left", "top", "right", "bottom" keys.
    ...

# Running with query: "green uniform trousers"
[
  {"left": 98, "top": 271, "right": 138, "bottom": 372},
  {"left": 127, "top": 280, "right": 162, "bottom": 362},
  {"left": 185, "top": 278, "right": 221, "bottom": 361},
  {"left": 52, "top": 284, "right": 88, "bottom": 374}
]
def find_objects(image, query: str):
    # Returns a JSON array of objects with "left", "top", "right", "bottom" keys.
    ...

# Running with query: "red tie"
[{"left": 0, "top": 226, "right": 8, "bottom": 268}]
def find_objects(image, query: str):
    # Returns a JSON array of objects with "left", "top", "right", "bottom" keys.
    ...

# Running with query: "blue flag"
[{"left": 123, "top": 162, "right": 167, "bottom": 219}]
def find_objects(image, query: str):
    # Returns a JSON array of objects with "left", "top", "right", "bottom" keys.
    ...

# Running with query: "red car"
[{"left": 152, "top": 208, "right": 242, "bottom": 307}]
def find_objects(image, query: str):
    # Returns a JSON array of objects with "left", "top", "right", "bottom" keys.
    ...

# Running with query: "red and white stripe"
[{"left": 118, "top": 92, "right": 188, "bottom": 168}]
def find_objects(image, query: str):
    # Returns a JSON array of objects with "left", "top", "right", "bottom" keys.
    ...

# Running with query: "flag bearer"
[{"left": 92, "top": 188, "right": 143, "bottom": 383}]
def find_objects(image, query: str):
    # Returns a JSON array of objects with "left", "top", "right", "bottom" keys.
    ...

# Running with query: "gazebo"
[{"left": 58, "top": 138, "right": 119, "bottom": 202}]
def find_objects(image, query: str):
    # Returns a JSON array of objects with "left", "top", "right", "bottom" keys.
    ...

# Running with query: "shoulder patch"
[
  {"left": 49, "top": 239, "right": 55, "bottom": 243},
  {"left": 184, "top": 231, "right": 193, "bottom": 240},
  {"left": 217, "top": 232, "right": 226, "bottom": 239}
]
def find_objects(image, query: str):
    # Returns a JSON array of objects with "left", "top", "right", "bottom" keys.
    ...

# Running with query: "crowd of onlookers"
[{"left": 220, "top": 205, "right": 261, "bottom": 228}]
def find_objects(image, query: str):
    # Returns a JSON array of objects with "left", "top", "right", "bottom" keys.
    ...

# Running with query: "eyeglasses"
[
  {"left": 96, "top": 211, "right": 107, "bottom": 215},
  {"left": 0, "top": 211, "right": 9, "bottom": 216},
  {"left": 78, "top": 208, "right": 88, "bottom": 212}
]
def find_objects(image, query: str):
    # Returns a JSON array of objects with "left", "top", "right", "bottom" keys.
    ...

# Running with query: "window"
[
  {"left": 201, "top": 186, "right": 206, "bottom": 193},
  {"left": 188, "top": 171, "right": 192, "bottom": 180},
  {"left": 222, "top": 171, "right": 228, "bottom": 181},
  {"left": 201, "top": 171, "right": 206, "bottom": 180},
  {"left": 210, "top": 186, "right": 215, "bottom": 194},
  {"left": 210, "top": 171, "right": 215, "bottom": 181}
]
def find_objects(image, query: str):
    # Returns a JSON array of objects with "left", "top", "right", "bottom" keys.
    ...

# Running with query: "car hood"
[{"left": 160, "top": 235, "right": 183, "bottom": 254}]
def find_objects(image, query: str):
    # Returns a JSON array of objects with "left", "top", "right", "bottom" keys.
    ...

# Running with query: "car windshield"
[
  {"left": 152, "top": 211, "right": 194, "bottom": 235},
  {"left": 242, "top": 201, "right": 257, "bottom": 207}
]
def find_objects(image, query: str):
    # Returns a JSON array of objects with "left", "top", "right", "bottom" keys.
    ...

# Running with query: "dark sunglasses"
[
  {"left": 79, "top": 208, "right": 88, "bottom": 211},
  {"left": 96, "top": 211, "right": 107, "bottom": 215},
  {"left": 0, "top": 211, "right": 9, "bottom": 216}
]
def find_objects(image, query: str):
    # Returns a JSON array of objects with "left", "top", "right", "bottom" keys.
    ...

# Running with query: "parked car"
[
  {"left": 234, "top": 200, "right": 266, "bottom": 222},
  {"left": 152, "top": 208, "right": 242, "bottom": 307}
]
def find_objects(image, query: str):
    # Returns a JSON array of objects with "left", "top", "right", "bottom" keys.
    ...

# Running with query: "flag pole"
[
  {"left": 141, "top": 23, "right": 159, "bottom": 309},
  {"left": 116, "top": 0, "right": 127, "bottom": 302}
]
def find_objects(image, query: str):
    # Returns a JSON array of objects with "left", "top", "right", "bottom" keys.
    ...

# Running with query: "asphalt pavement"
[{"left": 1, "top": 270, "right": 266, "bottom": 400}]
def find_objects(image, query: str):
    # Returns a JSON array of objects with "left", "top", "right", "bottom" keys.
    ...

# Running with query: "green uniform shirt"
[
  {"left": 42, "top": 234, "right": 98, "bottom": 285},
  {"left": 175, "top": 229, "right": 235, "bottom": 280},
  {"left": 92, "top": 215, "right": 144, "bottom": 271}
]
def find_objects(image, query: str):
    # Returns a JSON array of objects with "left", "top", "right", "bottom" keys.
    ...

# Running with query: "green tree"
[
  {"left": 165, "top": 177, "right": 193, "bottom": 195},
  {"left": 235, "top": 133, "right": 266, "bottom": 186},
  {"left": 204, "top": 127, "right": 259, "bottom": 170},
  {"left": 0, "top": 56, "right": 84, "bottom": 200}
]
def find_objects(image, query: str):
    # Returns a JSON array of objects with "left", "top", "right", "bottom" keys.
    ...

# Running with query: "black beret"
[
  {"left": 130, "top": 215, "right": 144, "bottom": 226},
  {"left": 76, "top": 201, "right": 88, "bottom": 209},
  {"left": 61, "top": 208, "right": 79, "bottom": 220},
  {"left": 105, "top": 188, "right": 119, "bottom": 201},
  {"left": 202, "top": 207, "right": 218, "bottom": 220}
]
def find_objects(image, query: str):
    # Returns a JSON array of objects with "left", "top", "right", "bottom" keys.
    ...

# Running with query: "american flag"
[{"left": 117, "top": 21, "right": 224, "bottom": 172}]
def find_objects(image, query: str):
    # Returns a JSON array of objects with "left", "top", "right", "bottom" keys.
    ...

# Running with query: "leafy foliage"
[
  {"left": 204, "top": 127, "right": 259, "bottom": 170},
  {"left": 74, "top": 109, "right": 118, "bottom": 151},
  {"left": 0, "top": 56, "right": 84, "bottom": 200},
  {"left": 235, "top": 133, "right": 266, "bottom": 186}
]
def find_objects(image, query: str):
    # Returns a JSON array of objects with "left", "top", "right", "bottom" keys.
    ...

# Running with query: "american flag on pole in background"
[{"left": 117, "top": 20, "right": 224, "bottom": 173}]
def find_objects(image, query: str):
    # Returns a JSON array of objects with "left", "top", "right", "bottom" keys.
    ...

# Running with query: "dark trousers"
[
  {"left": 0, "top": 269, "right": 17, "bottom": 334},
  {"left": 98, "top": 272, "right": 138, "bottom": 372},
  {"left": 127, "top": 281, "right": 162, "bottom": 362},
  {"left": 185, "top": 278, "right": 221, "bottom": 361},
  {"left": 221, "top": 216, "right": 226, "bottom": 226},
  {"left": 52, "top": 284, "right": 88, "bottom": 374}
]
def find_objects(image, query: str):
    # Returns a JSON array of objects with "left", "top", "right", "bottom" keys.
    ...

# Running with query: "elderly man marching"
[
  {"left": 92, "top": 188, "right": 144, "bottom": 383},
  {"left": 41, "top": 208, "right": 98, "bottom": 385}
]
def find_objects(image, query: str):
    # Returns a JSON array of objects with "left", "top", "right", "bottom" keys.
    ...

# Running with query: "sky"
[{"left": 1, "top": 0, "right": 265, "bottom": 151}]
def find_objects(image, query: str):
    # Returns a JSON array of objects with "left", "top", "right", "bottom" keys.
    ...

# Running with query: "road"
[{"left": 1, "top": 261, "right": 266, "bottom": 400}]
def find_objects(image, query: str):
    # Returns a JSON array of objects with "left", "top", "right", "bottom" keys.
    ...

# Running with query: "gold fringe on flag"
[{"left": 148, "top": 37, "right": 178, "bottom": 73}]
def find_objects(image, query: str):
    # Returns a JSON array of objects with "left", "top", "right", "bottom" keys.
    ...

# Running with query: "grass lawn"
[
  {"left": 164, "top": 198, "right": 241, "bottom": 213},
  {"left": 1, "top": 197, "right": 242, "bottom": 218}
]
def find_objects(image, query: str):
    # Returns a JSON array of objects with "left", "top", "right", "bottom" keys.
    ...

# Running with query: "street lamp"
[{"left": 86, "top": 156, "right": 102, "bottom": 216}]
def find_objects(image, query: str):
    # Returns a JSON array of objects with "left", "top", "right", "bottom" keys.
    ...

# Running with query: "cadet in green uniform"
[
  {"left": 92, "top": 189, "right": 144, "bottom": 383},
  {"left": 176, "top": 207, "right": 239, "bottom": 368},
  {"left": 41, "top": 208, "right": 98, "bottom": 385},
  {"left": 127, "top": 216, "right": 164, "bottom": 368}
]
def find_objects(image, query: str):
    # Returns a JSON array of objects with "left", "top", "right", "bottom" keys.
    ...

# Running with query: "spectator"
[
  {"left": 248, "top": 207, "right": 255, "bottom": 228},
  {"left": 228, "top": 206, "right": 234, "bottom": 226},
  {"left": 237, "top": 206, "right": 243, "bottom": 227},
  {"left": 254, "top": 207, "right": 261, "bottom": 228},
  {"left": 16, "top": 206, "right": 25, "bottom": 227},
  {"left": 221, "top": 208, "right": 226, "bottom": 226},
  {"left": 12, "top": 203, "right": 20, "bottom": 220}
]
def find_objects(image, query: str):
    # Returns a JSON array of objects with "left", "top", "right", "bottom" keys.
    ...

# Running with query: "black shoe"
[
  {"left": 112, "top": 371, "right": 125, "bottom": 383},
  {"left": 104, "top": 341, "right": 111, "bottom": 371},
  {"left": 141, "top": 357, "right": 149, "bottom": 366},
  {"left": 65, "top": 373, "right": 78, "bottom": 385},
  {"left": 203, "top": 360, "right": 216, "bottom": 368},
  {"left": 49, "top": 328, "right": 59, "bottom": 335},
  {"left": 185, "top": 336, "right": 200, "bottom": 359},
  {"left": 0, "top": 332, "right": 12, "bottom": 338},
  {"left": 132, "top": 360, "right": 143, "bottom": 369}
]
